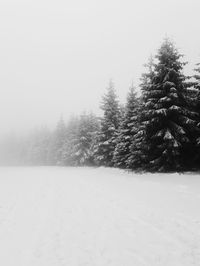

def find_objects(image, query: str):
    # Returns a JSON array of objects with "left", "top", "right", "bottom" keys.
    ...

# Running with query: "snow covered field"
[{"left": 0, "top": 167, "right": 200, "bottom": 266}]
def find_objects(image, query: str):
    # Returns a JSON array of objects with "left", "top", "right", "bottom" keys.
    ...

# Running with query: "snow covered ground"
[{"left": 0, "top": 167, "right": 200, "bottom": 266}]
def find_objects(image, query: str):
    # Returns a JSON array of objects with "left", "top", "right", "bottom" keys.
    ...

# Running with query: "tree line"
[{"left": 1, "top": 38, "right": 200, "bottom": 172}]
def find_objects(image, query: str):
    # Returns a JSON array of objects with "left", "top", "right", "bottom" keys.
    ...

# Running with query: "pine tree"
[
  {"left": 94, "top": 81, "right": 120, "bottom": 166},
  {"left": 61, "top": 113, "right": 99, "bottom": 166},
  {"left": 52, "top": 116, "right": 66, "bottom": 165},
  {"left": 127, "top": 57, "right": 155, "bottom": 171},
  {"left": 191, "top": 63, "right": 200, "bottom": 168},
  {"left": 71, "top": 113, "right": 100, "bottom": 166},
  {"left": 86, "top": 113, "right": 101, "bottom": 165},
  {"left": 61, "top": 115, "right": 80, "bottom": 166},
  {"left": 113, "top": 86, "right": 139, "bottom": 168},
  {"left": 193, "top": 63, "right": 200, "bottom": 120},
  {"left": 141, "top": 39, "right": 198, "bottom": 172},
  {"left": 126, "top": 99, "right": 145, "bottom": 170},
  {"left": 194, "top": 63, "right": 200, "bottom": 85},
  {"left": 27, "top": 127, "right": 52, "bottom": 165}
]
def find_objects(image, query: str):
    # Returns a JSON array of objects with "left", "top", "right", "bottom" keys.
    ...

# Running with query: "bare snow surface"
[{"left": 0, "top": 167, "right": 200, "bottom": 266}]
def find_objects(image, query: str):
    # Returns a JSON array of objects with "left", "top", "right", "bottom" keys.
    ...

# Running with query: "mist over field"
[
  {"left": 0, "top": 0, "right": 200, "bottom": 135},
  {"left": 1, "top": 1, "right": 200, "bottom": 265}
]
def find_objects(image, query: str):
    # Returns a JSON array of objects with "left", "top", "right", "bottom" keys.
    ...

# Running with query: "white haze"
[{"left": 0, "top": 0, "right": 200, "bottom": 135}]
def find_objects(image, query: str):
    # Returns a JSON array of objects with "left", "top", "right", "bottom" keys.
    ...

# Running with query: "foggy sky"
[{"left": 0, "top": 0, "right": 200, "bottom": 134}]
